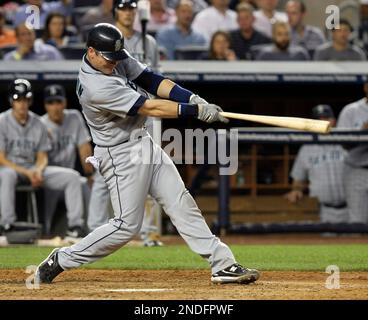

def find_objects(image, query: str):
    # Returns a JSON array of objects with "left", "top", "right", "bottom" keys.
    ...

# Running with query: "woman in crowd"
[
  {"left": 41, "top": 12, "right": 79, "bottom": 48},
  {"left": 204, "top": 30, "right": 237, "bottom": 61}
]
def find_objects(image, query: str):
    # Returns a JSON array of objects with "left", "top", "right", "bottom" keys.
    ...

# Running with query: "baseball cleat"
[
  {"left": 35, "top": 248, "right": 64, "bottom": 284},
  {"left": 211, "top": 263, "right": 260, "bottom": 284}
]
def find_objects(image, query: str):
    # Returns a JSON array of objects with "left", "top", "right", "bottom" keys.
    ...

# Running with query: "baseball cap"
[
  {"left": 312, "top": 104, "right": 335, "bottom": 119},
  {"left": 44, "top": 84, "right": 66, "bottom": 102},
  {"left": 115, "top": 0, "right": 138, "bottom": 9}
]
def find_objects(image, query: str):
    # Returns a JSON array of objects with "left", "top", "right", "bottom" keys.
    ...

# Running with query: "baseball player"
[
  {"left": 285, "top": 105, "right": 348, "bottom": 223},
  {"left": 35, "top": 23, "right": 260, "bottom": 285},
  {"left": 88, "top": 0, "right": 163, "bottom": 246},
  {"left": 0, "top": 79, "right": 84, "bottom": 235},
  {"left": 41, "top": 84, "right": 94, "bottom": 238},
  {"left": 337, "top": 79, "right": 368, "bottom": 224}
]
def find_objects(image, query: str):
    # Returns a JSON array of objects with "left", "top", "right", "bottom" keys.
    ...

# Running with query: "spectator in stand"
[
  {"left": 79, "top": 0, "right": 115, "bottom": 30},
  {"left": 314, "top": 19, "right": 366, "bottom": 61},
  {"left": 255, "top": 21, "right": 309, "bottom": 60},
  {"left": 229, "top": 2, "right": 271, "bottom": 60},
  {"left": 285, "top": 0, "right": 325, "bottom": 55},
  {"left": 13, "top": 0, "right": 73, "bottom": 28},
  {"left": 156, "top": 0, "right": 206, "bottom": 60},
  {"left": 253, "top": 0, "right": 288, "bottom": 38},
  {"left": 192, "top": 0, "right": 237, "bottom": 43},
  {"left": 4, "top": 23, "right": 64, "bottom": 61},
  {"left": 167, "top": 0, "right": 208, "bottom": 14},
  {"left": 41, "top": 12, "right": 80, "bottom": 48},
  {"left": 202, "top": 30, "right": 237, "bottom": 60},
  {"left": 134, "top": 0, "right": 176, "bottom": 35},
  {"left": 0, "top": 8, "right": 17, "bottom": 48}
]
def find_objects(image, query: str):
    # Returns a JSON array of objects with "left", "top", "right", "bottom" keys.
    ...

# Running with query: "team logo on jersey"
[{"left": 115, "top": 39, "right": 123, "bottom": 52}]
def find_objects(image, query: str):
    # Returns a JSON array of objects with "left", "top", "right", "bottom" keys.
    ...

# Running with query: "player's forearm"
[
  {"left": 133, "top": 70, "right": 193, "bottom": 102},
  {"left": 78, "top": 143, "right": 94, "bottom": 176},
  {"left": 138, "top": 99, "right": 181, "bottom": 118},
  {"left": 35, "top": 152, "right": 48, "bottom": 172},
  {"left": 157, "top": 79, "right": 176, "bottom": 99},
  {"left": 0, "top": 153, "right": 30, "bottom": 176},
  {"left": 291, "top": 180, "right": 306, "bottom": 192}
]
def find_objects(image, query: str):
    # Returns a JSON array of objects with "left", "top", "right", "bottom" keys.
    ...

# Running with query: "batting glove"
[
  {"left": 197, "top": 104, "right": 229, "bottom": 124},
  {"left": 189, "top": 94, "right": 209, "bottom": 105}
]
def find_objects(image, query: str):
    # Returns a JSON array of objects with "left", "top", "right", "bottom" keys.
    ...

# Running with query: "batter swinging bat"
[{"left": 219, "top": 112, "right": 331, "bottom": 134}]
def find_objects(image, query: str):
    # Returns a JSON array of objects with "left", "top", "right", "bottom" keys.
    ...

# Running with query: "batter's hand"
[
  {"left": 197, "top": 104, "right": 229, "bottom": 124},
  {"left": 189, "top": 94, "right": 209, "bottom": 105}
]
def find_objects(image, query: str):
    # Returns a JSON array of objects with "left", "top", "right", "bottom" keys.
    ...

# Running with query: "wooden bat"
[{"left": 219, "top": 112, "right": 331, "bottom": 134}]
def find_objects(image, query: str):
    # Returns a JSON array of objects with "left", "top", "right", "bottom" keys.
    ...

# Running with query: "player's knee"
[
  {"left": 66, "top": 169, "right": 82, "bottom": 183},
  {"left": 0, "top": 167, "right": 17, "bottom": 182}
]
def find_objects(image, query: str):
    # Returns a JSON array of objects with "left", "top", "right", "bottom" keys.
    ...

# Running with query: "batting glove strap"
[
  {"left": 178, "top": 103, "right": 199, "bottom": 118},
  {"left": 197, "top": 104, "right": 229, "bottom": 124}
]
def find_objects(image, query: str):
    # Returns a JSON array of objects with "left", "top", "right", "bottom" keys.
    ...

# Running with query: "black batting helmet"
[
  {"left": 312, "top": 104, "right": 335, "bottom": 119},
  {"left": 114, "top": 0, "right": 137, "bottom": 10},
  {"left": 8, "top": 79, "right": 33, "bottom": 104},
  {"left": 113, "top": 0, "right": 137, "bottom": 18},
  {"left": 86, "top": 23, "right": 128, "bottom": 61}
]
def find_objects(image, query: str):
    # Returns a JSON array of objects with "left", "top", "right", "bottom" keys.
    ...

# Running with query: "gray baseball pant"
[
  {"left": 343, "top": 164, "right": 368, "bottom": 223},
  {"left": 87, "top": 171, "right": 160, "bottom": 237},
  {"left": 58, "top": 133, "right": 235, "bottom": 273},
  {"left": 0, "top": 166, "right": 84, "bottom": 227},
  {"left": 319, "top": 205, "right": 349, "bottom": 223},
  {"left": 43, "top": 175, "right": 88, "bottom": 233}
]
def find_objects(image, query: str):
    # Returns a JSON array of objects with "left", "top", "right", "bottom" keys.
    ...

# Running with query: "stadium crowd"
[
  {"left": 0, "top": 0, "right": 368, "bottom": 245},
  {"left": 0, "top": 0, "right": 367, "bottom": 61}
]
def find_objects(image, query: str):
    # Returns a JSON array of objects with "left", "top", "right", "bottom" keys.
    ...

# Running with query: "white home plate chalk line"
[{"left": 105, "top": 288, "right": 175, "bottom": 292}]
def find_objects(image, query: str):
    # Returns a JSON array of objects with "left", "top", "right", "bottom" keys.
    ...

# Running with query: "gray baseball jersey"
[
  {"left": 41, "top": 109, "right": 91, "bottom": 169},
  {"left": 77, "top": 52, "right": 148, "bottom": 147},
  {"left": 291, "top": 144, "right": 347, "bottom": 205},
  {"left": 124, "top": 31, "right": 159, "bottom": 72},
  {"left": 337, "top": 97, "right": 368, "bottom": 167},
  {"left": 0, "top": 109, "right": 50, "bottom": 168},
  {"left": 337, "top": 97, "right": 368, "bottom": 223},
  {"left": 57, "top": 53, "right": 236, "bottom": 274},
  {"left": 0, "top": 109, "right": 83, "bottom": 227}
]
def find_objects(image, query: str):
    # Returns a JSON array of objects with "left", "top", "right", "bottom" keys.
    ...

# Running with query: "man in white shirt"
[
  {"left": 253, "top": 0, "right": 288, "bottom": 38},
  {"left": 192, "top": 0, "right": 237, "bottom": 42}
]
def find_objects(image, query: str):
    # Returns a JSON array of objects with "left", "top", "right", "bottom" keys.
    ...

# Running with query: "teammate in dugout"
[
  {"left": 41, "top": 84, "right": 94, "bottom": 238},
  {"left": 0, "top": 79, "right": 84, "bottom": 236},
  {"left": 88, "top": 0, "right": 164, "bottom": 247},
  {"left": 285, "top": 105, "right": 348, "bottom": 223},
  {"left": 35, "top": 23, "right": 260, "bottom": 285},
  {"left": 337, "top": 78, "right": 368, "bottom": 224}
]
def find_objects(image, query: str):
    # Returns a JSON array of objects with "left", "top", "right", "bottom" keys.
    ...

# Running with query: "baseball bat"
[{"left": 219, "top": 112, "right": 331, "bottom": 134}]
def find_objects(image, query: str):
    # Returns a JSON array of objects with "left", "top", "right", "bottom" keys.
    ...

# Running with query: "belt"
[{"left": 322, "top": 202, "right": 347, "bottom": 209}]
